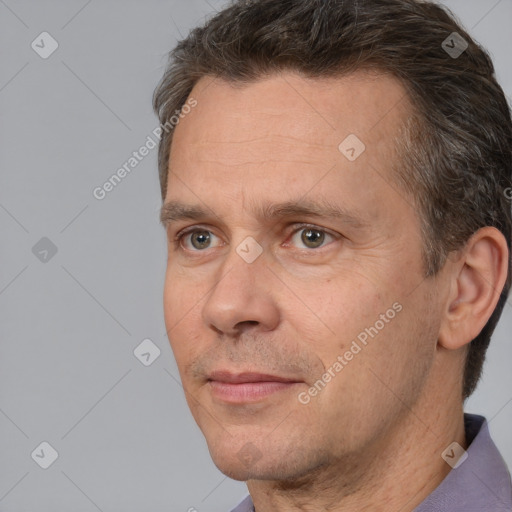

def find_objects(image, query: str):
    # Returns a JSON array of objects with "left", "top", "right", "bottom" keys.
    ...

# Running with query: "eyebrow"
[{"left": 160, "top": 198, "right": 369, "bottom": 229}]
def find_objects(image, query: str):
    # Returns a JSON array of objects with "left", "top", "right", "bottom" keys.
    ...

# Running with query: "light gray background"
[{"left": 0, "top": 0, "right": 511, "bottom": 511}]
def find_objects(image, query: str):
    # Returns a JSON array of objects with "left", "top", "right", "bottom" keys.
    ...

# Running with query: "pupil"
[
  {"left": 192, "top": 231, "right": 210, "bottom": 249},
  {"left": 302, "top": 229, "right": 324, "bottom": 247}
]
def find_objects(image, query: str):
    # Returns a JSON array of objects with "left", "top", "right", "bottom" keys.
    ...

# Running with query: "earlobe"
[{"left": 438, "top": 227, "right": 509, "bottom": 351}]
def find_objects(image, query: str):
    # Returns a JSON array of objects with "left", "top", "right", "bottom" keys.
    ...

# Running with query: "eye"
[
  {"left": 288, "top": 225, "right": 336, "bottom": 249},
  {"left": 174, "top": 228, "right": 223, "bottom": 251},
  {"left": 172, "top": 224, "right": 338, "bottom": 253}
]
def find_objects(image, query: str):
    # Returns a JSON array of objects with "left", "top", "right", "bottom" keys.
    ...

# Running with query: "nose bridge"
[
  {"left": 215, "top": 232, "right": 267, "bottom": 293},
  {"left": 218, "top": 245, "right": 259, "bottom": 294},
  {"left": 201, "top": 240, "right": 279, "bottom": 335}
]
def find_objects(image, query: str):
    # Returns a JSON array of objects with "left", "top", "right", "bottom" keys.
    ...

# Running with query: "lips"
[
  {"left": 207, "top": 370, "right": 302, "bottom": 403},
  {"left": 208, "top": 370, "right": 299, "bottom": 384}
]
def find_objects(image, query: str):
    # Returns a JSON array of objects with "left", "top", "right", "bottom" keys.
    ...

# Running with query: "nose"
[{"left": 201, "top": 247, "right": 280, "bottom": 337}]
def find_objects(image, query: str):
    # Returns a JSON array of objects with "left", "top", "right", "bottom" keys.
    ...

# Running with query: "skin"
[{"left": 161, "top": 71, "right": 509, "bottom": 511}]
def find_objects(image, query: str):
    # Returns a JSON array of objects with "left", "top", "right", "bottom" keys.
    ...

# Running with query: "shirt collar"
[{"left": 415, "top": 413, "right": 512, "bottom": 511}]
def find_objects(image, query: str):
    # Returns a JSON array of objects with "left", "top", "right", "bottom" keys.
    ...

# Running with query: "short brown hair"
[{"left": 153, "top": 0, "right": 512, "bottom": 398}]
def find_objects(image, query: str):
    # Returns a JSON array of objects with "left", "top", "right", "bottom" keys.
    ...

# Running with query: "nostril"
[{"left": 238, "top": 320, "right": 259, "bottom": 328}]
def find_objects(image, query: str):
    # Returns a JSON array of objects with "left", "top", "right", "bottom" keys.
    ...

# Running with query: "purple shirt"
[{"left": 230, "top": 414, "right": 512, "bottom": 512}]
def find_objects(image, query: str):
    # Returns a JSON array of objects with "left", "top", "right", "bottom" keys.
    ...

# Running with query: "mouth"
[{"left": 207, "top": 371, "right": 303, "bottom": 404}]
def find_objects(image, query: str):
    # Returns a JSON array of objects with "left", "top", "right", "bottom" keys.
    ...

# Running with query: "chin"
[
  {"left": 207, "top": 439, "right": 324, "bottom": 483},
  {"left": 205, "top": 441, "right": 267, "bottom": 481},
  {"left": 211, "top": 457, "right": 287, "bottom": 481},
  {"left": 211, "top": 459, "right": 256, "bottom": 481}
]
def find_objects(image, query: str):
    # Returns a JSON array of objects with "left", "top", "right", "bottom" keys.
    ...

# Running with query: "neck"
[{"left": 247, "top": 391, "right": 466, "bottom": 512}]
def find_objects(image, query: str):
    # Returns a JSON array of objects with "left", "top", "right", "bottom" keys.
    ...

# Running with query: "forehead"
[
  {"left": 165, "top": 70, "right": 413, "bottom": 218},
  {"left": 176, "top": 70, "right": 408, "bottom": 138}
]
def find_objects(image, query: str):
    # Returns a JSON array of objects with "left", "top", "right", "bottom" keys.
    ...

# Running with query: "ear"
[{"left": 438, "top": 227, "right": 509, "bottom": 351}]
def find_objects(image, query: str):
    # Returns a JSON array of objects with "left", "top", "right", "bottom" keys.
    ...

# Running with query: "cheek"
[
  {"left": 163, "top": 267, "right": 205, "bottom": 366},
  {"left": 288, "top": 274, "right": 385, "bottom": 358},
  {"left": 332, "top": 289, "right": 435, "bottom": 396},
  {"left": 293, "top": 273, "right": 420, "bottom": 392},
  {"left": 304, "top": 300, "right": 435, "bottom": 451}
]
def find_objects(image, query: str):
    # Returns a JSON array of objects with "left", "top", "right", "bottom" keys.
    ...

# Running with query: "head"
[{"left": 154, "top": 0, "right": 511, "bottom": 482}]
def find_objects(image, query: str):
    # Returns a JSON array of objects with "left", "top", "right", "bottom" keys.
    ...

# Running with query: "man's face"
[{"left": 162, "top": 71, "right": 443, "bottom": 481}]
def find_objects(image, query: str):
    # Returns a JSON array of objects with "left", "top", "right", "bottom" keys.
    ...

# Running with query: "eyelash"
[{"left": 172, "top": 223, "right": 338, "bottom": 252}]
